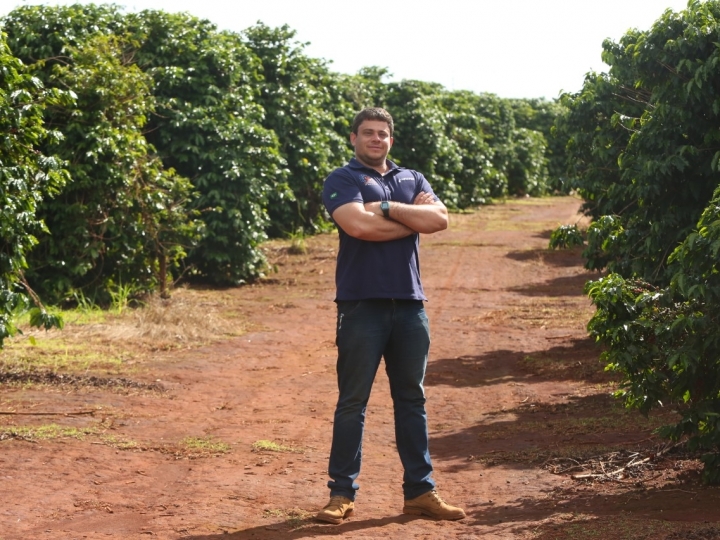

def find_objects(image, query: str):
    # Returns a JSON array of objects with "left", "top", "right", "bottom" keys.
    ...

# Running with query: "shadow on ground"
[
  {"left": 183, "top": 482, "right": 720, "bottom": 539},
  {"left": 425, "top": 338, "right": 607, "bottom": 389},
  {"left": 506, "top": 246, "right": 588, "bottom": 269},
  {"left": 508, "top": 273, "right": 596, "bottom": 297}
]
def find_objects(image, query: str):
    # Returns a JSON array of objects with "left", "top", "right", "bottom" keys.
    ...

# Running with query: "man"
[{"left": 316, "top": 107, "right": 465, "bottom": 524}]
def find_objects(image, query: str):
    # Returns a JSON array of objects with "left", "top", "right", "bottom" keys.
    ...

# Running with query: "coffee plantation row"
[
  {"left": 556, "top": 0, "right": 720, "bottom": 483},
  {"left": 0, "top": 3, "right": 566, "bottom": 333}
]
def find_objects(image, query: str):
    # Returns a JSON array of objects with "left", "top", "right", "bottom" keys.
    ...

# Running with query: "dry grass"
[
  {"left": 110, "top": 290, "right": 242, "bottom": 346},
  {"left": 2, "top": 286, "right": 247, "bottom": 375},
  {"left": 262, "top": 507, "right": 315, "bottom": 530}
]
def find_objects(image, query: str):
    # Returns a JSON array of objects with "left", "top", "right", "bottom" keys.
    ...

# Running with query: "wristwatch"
[{"left": 380, "top": 200, "right": 390, "bottom": 218}]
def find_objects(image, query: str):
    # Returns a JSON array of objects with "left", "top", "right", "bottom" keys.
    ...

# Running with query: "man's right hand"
[{"left": 414, "top": 191, "right": 436, "bottom": 205}]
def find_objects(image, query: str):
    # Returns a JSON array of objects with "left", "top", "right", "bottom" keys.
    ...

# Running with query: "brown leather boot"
[
  {"left": 402, "top": 490, "right": 466, "bottom": 520},
  {"left": 316, "top": 495, "right": 354, "bottom": 524}
]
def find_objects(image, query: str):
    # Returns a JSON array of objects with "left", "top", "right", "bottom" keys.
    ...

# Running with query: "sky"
[{"left": 0, "top": 0, "right": 693, "bottom": 99}]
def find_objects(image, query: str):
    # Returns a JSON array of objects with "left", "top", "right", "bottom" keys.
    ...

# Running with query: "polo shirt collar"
[{"left": 348, "top": 157, "right": 400, "bottom": 174}]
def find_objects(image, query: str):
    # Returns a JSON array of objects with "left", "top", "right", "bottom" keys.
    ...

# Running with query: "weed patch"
[
  {"left": 263, "top": 508, "right": 314, "bottom": 529},
  {"left": 176, "top": 436, "right": 231, "bottom": 458},
  {"left": 0, "top": 419, "right": 230, "bottom": 460},
  {"left": 99, "top": 434, "right": 139, "bottom": 450},
  {"left": 252, "top": 439, "right": 304, "bottom": 453},
  {"left": 0, "top": 424, "right": 97, "bottom": 442}
]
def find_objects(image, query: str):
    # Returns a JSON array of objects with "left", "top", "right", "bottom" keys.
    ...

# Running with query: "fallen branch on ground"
[
  {"left": 543, "top": 441, "right": 687, "bottom": 483},
  {"left": 0, "top": 410, "right": 97, "bottom": 416}
]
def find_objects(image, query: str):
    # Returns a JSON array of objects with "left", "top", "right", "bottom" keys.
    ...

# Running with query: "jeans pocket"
[{"left": 336, "top": 300, "right": 362, "bottom": 345}]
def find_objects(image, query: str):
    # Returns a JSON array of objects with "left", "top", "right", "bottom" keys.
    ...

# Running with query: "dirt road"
[{"left": 1, "top": 196, "right": 719, "bottom": 539}]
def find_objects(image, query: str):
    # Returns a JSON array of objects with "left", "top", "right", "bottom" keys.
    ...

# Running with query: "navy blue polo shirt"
[{"left": 322, "top": 157, "right": 439, "bottom": 302}]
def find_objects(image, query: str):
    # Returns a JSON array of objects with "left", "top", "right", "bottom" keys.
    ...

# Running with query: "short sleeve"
[
  {"left": 323, "top": 168, "right": 364, "bottom": 216},
  {"left": 413, "top": 171, "right": 440, "bottom": 203}
]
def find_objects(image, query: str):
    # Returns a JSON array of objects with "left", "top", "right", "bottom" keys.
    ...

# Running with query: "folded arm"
[
  {"left": 364, "top": 191, "right": 448, "bottom": 234},
  {"left": 331, "top": 202, "right": 415, "bottom": 241},
  {"left": 332, "top": 191, "right": 448, "bottom": 241}
]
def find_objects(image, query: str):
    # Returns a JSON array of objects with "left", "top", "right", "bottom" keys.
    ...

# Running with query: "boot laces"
[
  {"left": 327, "top": 496, "right": 349, "bottom": 508},
  {"left": 429, "top": 490, "right": 446, "bottom": 506}
]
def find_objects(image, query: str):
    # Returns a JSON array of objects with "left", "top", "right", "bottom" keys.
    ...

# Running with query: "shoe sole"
[
  {"left": 402, "top": 506, "right": 465, "bottom": 520},
  {"left": 316, "top": 508, "right": 354, "bottom": 524}
]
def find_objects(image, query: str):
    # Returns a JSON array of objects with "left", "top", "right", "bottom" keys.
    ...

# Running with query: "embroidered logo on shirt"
[
  {"left": 397, "top": 176, "right": 415, "bottom": 182},
  {"left": 330, "top": 192, "right": 338, "bottom": 199},
  {"left": 360, "top": 174, "right": 378, "bottom": 186}
]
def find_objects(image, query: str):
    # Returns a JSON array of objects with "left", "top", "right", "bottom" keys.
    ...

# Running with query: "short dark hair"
[{"left": 351, "top": 107, "right": 394, "bottom": 137}]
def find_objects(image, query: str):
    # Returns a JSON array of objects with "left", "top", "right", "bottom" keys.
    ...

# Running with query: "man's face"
[{"left": 350, "top": 120, "right": 393, "bottom": 168}]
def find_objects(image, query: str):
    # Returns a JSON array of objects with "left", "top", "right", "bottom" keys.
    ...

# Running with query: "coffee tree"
[
  {"left": 3, "top": 7, "right": 202, "bottom": 302},
  {"left": 3, "top": 5, "right": 283, "bottom": 289},
  {"left": 511, "top": 98, "right": 569, "bottom": 193},
  {"left": 127, "top": 11, "right": 286, "bottom": 285},
  {"left": 586, "top": 186, "right": 720, "bottom": 483},
  {"left": 0, "top": 31, "right": 69, "bottom": 345},
  {"left": 558, "top": 1, "right": 720, "bottom": 283},
  {"left": 506, "top": 127, "right": 549, "bottom": 197},
  {"left": 383, "top": 80, "right": 462, "bottom": 207},
  {"left": 242, "top": 23, "right": 352, "bottom": 236},
  {"left": 338, "top": 66, "right": 390, "bottom": 113},
  {"left": 440, "top": 90, "right": 497, "bottom": 207},
  {"left": 560, "top": 0, "right": 720, "bottom": 480}
]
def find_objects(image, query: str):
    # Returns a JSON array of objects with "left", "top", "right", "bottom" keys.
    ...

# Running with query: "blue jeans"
[{"left": 327, "top": 299, "right": 436, "bottom": 501}]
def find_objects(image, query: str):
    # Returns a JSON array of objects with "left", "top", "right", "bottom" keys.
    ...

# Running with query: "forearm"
[
  {"left": 333, "top": 203, "right": 415, "bottom": 241},
  {"left": 349, "top": 212, "right": 416, "bottom": 241},
  {"left": 390, "top": 202, "right": 448, "bottom": 233},
  {"left": 366, "top": 200, "right": 448, "bottom": 234}
]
